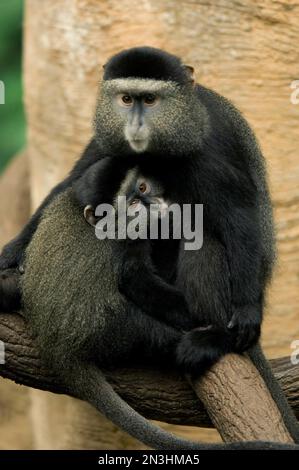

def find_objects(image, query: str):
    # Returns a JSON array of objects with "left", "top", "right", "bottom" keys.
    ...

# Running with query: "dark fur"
[
  {"left": 21, "top": 190, "right": 297, "bottom": 449},
  {"left": 74, "top": 164, "right": 299, "bottom": 444},
  {"left": 0, "top": 268, "right": 21, "bottom": 312},
  {"left": 103, "top": 46, "right": 191, "bottom": 85},
  {"left": 73, "top": 147, "right": 264, "bottom": 370},
  {"left": 74, "top": 164, "right": 191, "bottom": 331},
  {"left": 1, "top": 47, "right": 298, "bottom": 446}
]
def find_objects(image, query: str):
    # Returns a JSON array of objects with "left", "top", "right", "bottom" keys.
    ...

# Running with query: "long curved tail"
[
  {"left": 73, "top": 363, "right": 297, "bottom": 450},
  {"left": 248, "top": 343, "right": 299, "bottom": 443}
]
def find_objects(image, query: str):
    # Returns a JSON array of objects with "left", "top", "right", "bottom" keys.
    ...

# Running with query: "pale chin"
[{"left": 128, "top": 139, "right": 149, "bottom": 153}]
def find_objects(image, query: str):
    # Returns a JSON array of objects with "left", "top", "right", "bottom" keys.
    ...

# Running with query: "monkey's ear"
[
  {"left": 84, "top": 205, "right": 98, "bottom": 227},
  {"left": 183, "top": 64, "right": 195, "bottom": 85},
  {"left": 102, "top": 63, "right": 107, "bottom": 70}
]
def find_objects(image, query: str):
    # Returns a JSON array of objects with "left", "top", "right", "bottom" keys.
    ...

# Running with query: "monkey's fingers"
[{"left": 227, "top": 311, "right": 238, "bottom": 330}]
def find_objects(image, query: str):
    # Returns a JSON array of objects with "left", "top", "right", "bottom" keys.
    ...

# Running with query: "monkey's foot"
[{"left": 176, "top": 327, "right": 233, "bottom": 377}]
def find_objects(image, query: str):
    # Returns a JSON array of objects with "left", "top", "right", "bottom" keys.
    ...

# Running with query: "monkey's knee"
[
  {"left": 129, "top": 311, "right": 181, "bottom": 363},
  {"left": 176, "top": 326, "right": 234, "bottom": 377}
]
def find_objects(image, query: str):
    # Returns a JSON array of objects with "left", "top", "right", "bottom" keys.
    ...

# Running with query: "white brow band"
[{"left": 102, "top": 78, "right": 179, "bottom": 95}]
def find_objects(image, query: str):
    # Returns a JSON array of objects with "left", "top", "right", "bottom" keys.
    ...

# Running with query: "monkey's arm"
[
  {"left": 0, "top": 138, "right": 101, "bottom": 270},
  {"left": 217, "top": 108, "right": 273, "bottom": 351},
  {"left": 72, "top": 155, "right": 134, "bottom": 209},
  {"left": 119, "top": 242, "right": 195, "bottom": 331},
  {"left": 213, "top": 200, "right": 263, "bottom": 351}
]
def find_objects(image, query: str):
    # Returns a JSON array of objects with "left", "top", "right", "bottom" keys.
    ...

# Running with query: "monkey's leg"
[
  {"left": 208, "top": 195, "right": 263, "bottom": 351},
  {"left": 98, "top": 305, "right": 182, "bottom": 368},
  {"left": 118, "top": 242, "right": 194, "bottom": 331},
  {"left": 129, "top": 309, "right": 182, "bottom": 363},
  {"left": 175, "top": 238, "right": 236, "bottom": 375}
]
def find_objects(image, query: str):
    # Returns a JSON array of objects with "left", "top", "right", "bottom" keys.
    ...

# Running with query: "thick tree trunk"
[
  {"left": 0, "top": 0, "right": 297, "bottom": 448},
  {"left": 193, "top": 354, "right": 294, "bottom": 442}
]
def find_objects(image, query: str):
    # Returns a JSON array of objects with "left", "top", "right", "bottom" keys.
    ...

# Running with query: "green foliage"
[{"left": 0, "top": 0, "right": 25, "bottom": 174}]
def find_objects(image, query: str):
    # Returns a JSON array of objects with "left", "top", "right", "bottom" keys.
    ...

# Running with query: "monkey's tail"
[
  {"left": 248, "top": 343, "right": 299, "bottom": 443},
  {"left": 74, "top": 364, "right": 297, "bottom": 450}
]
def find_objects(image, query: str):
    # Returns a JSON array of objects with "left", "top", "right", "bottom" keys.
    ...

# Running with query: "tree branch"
[{"left": 0, "top": 312, "right": 298, "bottom": 431}]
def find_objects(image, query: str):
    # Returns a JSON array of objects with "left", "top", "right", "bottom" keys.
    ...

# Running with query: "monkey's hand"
[
  {"left": 228, "top": 304, "right": 262, "bottom": 352},
  {"left": 0, "top": 268, "right": 22, "bottom": 312}
]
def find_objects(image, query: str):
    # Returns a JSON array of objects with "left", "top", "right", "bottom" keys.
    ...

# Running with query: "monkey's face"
[
  {"left": 95, "top": 79, "right": 208, "bottom": 156},
  {"left": 121, "top": 176, "right": 169, "bottom": 240},
  {"left": 83, "top": 175, "right": 169, "bottom": 241},
  {"left": 126, "top": 179, "right": 169, "bottom": 220},
  {"left": 83, "top": 170, "right": 168, "bottom": 237},
  {"left": 116, "top": 169, "right": 168, "bottom": 220}
]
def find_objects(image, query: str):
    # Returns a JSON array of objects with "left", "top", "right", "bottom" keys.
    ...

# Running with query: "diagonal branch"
[{"left": 0, "top": 312, "right": 298, "bottom": 430}]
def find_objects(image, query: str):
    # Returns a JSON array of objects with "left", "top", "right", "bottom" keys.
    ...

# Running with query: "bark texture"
[
  {"left": 0, "top": 313, "right": 298, "bottom": 441},
  {"left": 193, "top": 354, "right": 293, "bottom": 442}
]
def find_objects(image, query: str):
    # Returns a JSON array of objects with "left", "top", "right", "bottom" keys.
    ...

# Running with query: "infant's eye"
[
  {"left": 143, "top": 94, "right": 157, "bottom": 106},
  {"left": 139, "top": 182, "right": 147, "bottom": 193},
  {"left": 130, "top": 199, "right": 140, "bottom": 206}
]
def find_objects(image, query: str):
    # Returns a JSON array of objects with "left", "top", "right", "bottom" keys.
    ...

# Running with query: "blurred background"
[
  {"left": 0, "top": 0, "right": 25, "bottom": 173},
  {"left": 0, "top": 0, "right": 298, "bottom": 451}
]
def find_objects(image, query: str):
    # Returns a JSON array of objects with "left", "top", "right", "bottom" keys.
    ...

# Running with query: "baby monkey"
[
  {"left": 74, "top": 160, "right": 248, "bottom": 370},
  {"left": 81, "top": 165, "right": 193, "bottom": 333}
]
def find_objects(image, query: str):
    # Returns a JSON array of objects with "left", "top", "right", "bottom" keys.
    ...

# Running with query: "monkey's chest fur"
[{"left": 21, "top": 189, "right": 130, "bottom": 368}]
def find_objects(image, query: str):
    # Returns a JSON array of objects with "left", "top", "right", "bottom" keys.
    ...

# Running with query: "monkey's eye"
[
  {"left": 120, "top": 94, "right": 133, "bottom": 106},
  {"left": 143, "top": 94, "right": 158, "bottom": 106},
  {"left": 139, "top": 182, "right": 150, "bottom": 194},
  {"left": 130, "top": 199, "right": 140, "bottom": 206}
]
